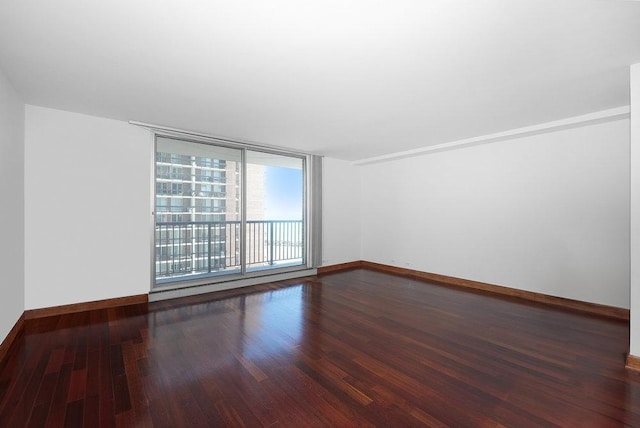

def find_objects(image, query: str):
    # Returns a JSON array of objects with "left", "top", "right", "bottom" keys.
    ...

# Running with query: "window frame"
[{"left": 150, "top": 131, "right": 319, "bottom": 294}]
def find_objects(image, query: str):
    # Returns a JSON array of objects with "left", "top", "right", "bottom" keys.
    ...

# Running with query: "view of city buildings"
[{"left": 155, "top": 138, "right": 304, "bottom": 283}]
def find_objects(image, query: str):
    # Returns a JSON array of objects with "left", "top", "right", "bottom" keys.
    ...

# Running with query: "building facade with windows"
[{"left": 155, "top": 146, "right": 268, "bottom": 281}]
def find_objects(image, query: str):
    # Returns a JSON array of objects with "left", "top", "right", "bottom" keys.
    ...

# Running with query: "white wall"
[
  {"left": 18, "top": 103, "right": 631, "bottom": 312},
  {"left": 360, "top": 119, "right": 630, "bottom": 308},
  {"left": 22, "top": 107, "right": 357, "bottom": 308},
  {"left": 0, "top": 67, "right": 24, "bottom": 341},
  {"left": 322, "top": 157, "right": 361, "bottom": 265},
  {"left": 25, "top": 106, "right": 152, "bottom": 309},
  {"left": 630, "top": 63, "right": 640, "bottom": 355}
]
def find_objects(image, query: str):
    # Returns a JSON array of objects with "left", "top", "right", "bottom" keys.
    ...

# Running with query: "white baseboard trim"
[{"left": 149, "top": 268, "right": 317, "bottom": 302}]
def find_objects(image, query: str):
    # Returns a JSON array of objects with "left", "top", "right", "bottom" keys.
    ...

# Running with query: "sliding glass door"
[{"left": 154, "top": 136, "right": 307, "bottom": 287}]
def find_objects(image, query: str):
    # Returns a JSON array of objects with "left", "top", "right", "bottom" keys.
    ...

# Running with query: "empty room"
[{"left": 2, "top": 0, "right": 640, "bottom": 426}]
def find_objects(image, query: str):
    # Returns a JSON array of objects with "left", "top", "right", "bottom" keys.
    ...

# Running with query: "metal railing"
[{"left": 155, "top": 220, "right": 304, "bottom": 280}]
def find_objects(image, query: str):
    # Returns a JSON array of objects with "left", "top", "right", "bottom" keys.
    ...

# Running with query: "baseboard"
[
  {"left": 318, "top": 261, "right": 364, "bottom": 275},
  {"left": 1, "top": 265, "right": 631, "bottom": 367},
  {"left": 319, "top": 260, "right": 629, "bottom": 321},
  {"left": 150, "top": 269, "right": 317, "bottom": 302},
  {"left": 626, "top": 354, "right": 640, "bottom": 371},
  {"left": 0, "top": 313, "right": 25, "bottom": 363},
  {"left": 24, "top": 294, "right": 148, "bottom": 320}
]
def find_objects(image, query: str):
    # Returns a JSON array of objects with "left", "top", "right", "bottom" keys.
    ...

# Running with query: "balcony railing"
[{"left": 155, "top": 220, "right": 304, "bottom": 281}]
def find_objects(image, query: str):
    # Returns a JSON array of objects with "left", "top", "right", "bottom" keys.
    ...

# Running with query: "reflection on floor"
[{"left": 1, "top": 269, "right": 640, "bottom": 426}]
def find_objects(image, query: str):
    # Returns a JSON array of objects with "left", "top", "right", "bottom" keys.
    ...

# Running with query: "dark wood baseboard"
[
  {"left": 318, "top": 261, "right": 364, "bottom": 275},
  {"left": 626, "top": 354, "right": 640, "bottom": 371},
  {"left": 0, "top": 313, "right": 24, "bottom": 363},
  {"left": 4, "top": 259, "right": 628, "bottom": 361},
  {"left": 24, "top": 294, "right": 148, "bottom": 320},
  {"left": 319, "top": 260, "right": 629, "bottom": 321}
]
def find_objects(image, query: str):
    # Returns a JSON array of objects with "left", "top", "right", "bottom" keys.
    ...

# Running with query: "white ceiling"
[{"left": 1, "top": 0, "right": 639, "bottom": 161}]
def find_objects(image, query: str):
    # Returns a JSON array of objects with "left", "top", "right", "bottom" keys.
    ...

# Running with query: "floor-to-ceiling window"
[{"left": 154, "top": 135, "right": 314, "bottom": 289}]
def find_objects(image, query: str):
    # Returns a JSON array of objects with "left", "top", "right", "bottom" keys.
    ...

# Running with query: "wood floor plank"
[
  {"left": 63, "top": 399, "right": 83, "bottom": 428},
  {"left": 45, "top": 363, "right": 72, "bottom": 428},
  {"left": 2, "top": 269, "right": 640, "bottom": 426}
]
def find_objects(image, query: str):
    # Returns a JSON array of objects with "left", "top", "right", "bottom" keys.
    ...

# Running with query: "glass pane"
[
  {"left": 245, "top": 151, "right": 305, "bottom": 272},
  {"left": 155, "top": 137, "right": 242, "bottom": 284}
]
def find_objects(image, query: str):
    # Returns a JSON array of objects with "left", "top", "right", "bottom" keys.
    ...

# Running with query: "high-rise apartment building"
[
  {"left": 153, "top": 137, "right": 305, "bottom": 285},
  {"left": 155, "top": 149, "right": 267, "bottom": 281}
]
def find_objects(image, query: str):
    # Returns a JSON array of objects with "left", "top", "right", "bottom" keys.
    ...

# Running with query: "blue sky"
[{"left": 264, "top": 166, "right": 303, "bottom": 220}]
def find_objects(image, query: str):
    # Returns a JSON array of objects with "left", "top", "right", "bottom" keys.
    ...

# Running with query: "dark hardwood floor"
[{"left": 1, "top": 269, "right": 640, "bottom": 427}]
